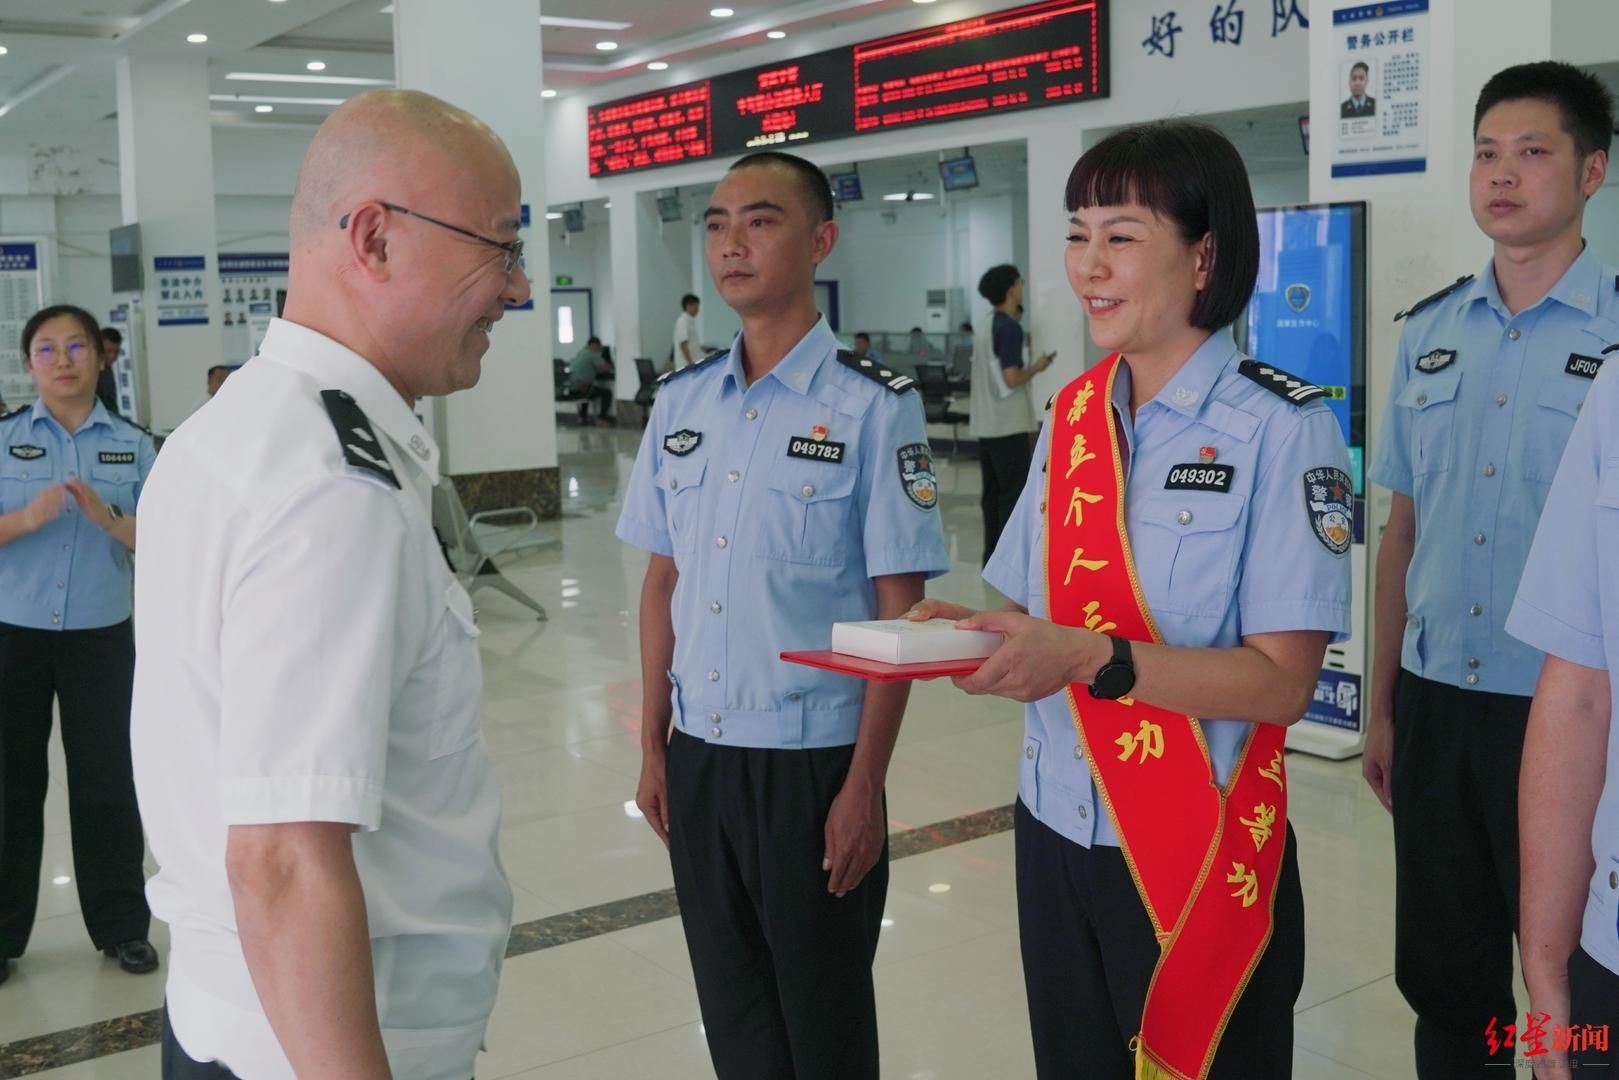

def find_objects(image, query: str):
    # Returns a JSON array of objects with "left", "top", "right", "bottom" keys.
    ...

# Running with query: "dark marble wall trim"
[
  {"left": 452, "top": 466, "right": 561, "bottom": 522},
  {"left": 0, "top": 804, "right": 1014, "bottom": 1077}
]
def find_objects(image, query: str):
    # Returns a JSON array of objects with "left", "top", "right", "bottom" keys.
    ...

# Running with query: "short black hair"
[
  {"left": 22, "top": 304, "right": 101, "bottom": 360},
  {"left": 681, "top": 294, "right": 700, "bottom": 309},
  {"left": 978, "top": 264, "right": 1022, "bottom": 305},
  {"left": 728, "top": 151, "right": 835, "bottom": 223},
  {"left": 586, "top": 335, "right": 602, "bottom": 347},
  {"left": 854, "top": 331, "right": 871, "bottom": 342},
  {"left": 1350, "top": 61, "right": 1369, "bottom": 77},
  {"left": 1474, "top": 61, "right": 1616, "bottom": 160},
  {"left": 100, "top": 326, "right": 123, "bottom": 345},
  {"left": 1065, "top": 121, "right": 1258, "bottom": 331},
  {"left": 207, "top": 365, "right": 231, "bottom": 378}
]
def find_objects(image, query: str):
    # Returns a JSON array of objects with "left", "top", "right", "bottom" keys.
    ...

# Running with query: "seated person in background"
[
  {"left": 207, "top": 365, "right": 232, "bottom": 398},
  {"left": 907, "top": 327, "right": 937, "bottom": 361},
  {"left": 568, "top": 336, "right": 614, "bottom": 424},
  {"left": 851, "top": 332, "right": 883, "bottom": 364}
]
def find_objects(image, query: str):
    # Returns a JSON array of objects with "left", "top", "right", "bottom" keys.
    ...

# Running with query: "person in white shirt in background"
[
  {"left": 130, "top": 89, "right": 528, "bottom": 1080},
  {"left": 672, "top": 293, "right": 702, "bottom": 369}
]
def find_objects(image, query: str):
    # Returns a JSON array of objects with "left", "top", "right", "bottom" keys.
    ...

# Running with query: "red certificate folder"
[{"left": 779, "top": 650, "right": 986, "bottom": 682}]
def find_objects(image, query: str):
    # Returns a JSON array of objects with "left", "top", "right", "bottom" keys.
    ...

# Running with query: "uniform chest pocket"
[
  {"left": 656, "top": 457, "right": 707, "bottom": 553},
  {"left": 0, "top": 456, "right": 49, "bottom": 515},
  {"left": 1133, "top": 492, "right": 1247, "bottom": 617},
  {"left": 1523, "top": 376, "right": 1591, "bottom": 484},
  {"left": 755, "top": 467, "right": 860, "bottom": 565},
  {"left": 429, "top": 581, "right": 484, "bottom": 759},
  {"left": 91, "top": 459, "right": 139, "bottom": 513},
  {"left": 1395, "top": 369, "right": 1461, "bottom": 477}
]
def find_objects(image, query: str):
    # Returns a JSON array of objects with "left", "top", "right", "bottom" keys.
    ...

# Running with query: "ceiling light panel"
[
  {"left": 540, "top": 16, "right": 632, "bottom": 30},
  {"left": 227, "top": 73, "right": 392, "bottom": 86}
]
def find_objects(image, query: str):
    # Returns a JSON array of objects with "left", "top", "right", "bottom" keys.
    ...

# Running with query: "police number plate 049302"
[{"left": 1164, "top": 463, "right": 1235, "bottom": 493}]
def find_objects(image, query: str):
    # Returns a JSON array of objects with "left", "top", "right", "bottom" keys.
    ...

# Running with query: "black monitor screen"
[
  {"left": 829, "top": 171, "right": 863, "bottom": 202},
  {"left": 940, "top": 156, "right": 979, "bottom": 191}
]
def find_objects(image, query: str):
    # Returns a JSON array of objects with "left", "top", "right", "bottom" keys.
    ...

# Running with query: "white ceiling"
[{"left": 0, "top": 0, "right": 931, "bottom": 136}]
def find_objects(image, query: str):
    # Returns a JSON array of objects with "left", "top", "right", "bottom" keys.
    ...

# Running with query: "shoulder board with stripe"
[
  {"left": 0, "top": 408, "right": 27, "bottom": 424},
  {"left": 1393, "top": 274, "right": 1474, "bottom": 323},
  {"left": 1238, "top": 360, "right": 1326, "bottom": 407},
  {"left": 657, "top": 350, "right": 726, "bottom": 385},
  {"left": 836, "top": 350, "right": 915, "bottom": 393},
  {"left": 1045, "top": 391, "right": 1057, "bottom": 412},
  {"left": 1603, "top": 341, "right": 1618, "bottom": 355},
  {"left": 320, "top": 389, "right": 400, "bottom": 490},
  {"left": 109, "top": 413, "right": 154, "bottom": 439}
]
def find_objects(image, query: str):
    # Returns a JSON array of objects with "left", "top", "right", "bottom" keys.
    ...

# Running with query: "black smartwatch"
[{"left": 1088, "top": 635, "right": 1136, "bottom": 700}]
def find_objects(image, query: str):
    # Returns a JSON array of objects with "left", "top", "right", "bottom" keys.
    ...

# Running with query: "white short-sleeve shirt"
[
  {"left": 131, "top": 319, "right": 512, "bottom": 1080},
  {"left": 673, "top": 310, "right": 700, "bottom": 368}
]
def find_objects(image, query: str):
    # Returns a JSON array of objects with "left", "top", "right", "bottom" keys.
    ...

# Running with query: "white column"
[
  {"left": 1308, "top": 0, "right": 1555, "bottom": 714},
  {"left": 608, "top": 194, "right": 642, "bottom": 401},
  {"left": 1024, "top": 130, "right": 1086, "bottom": 407},
  {"left": 394, "top": 0, "right": 555, "bottom": 486},
  {"left": 116, "top": 55, "right": 225, "bottom": 433}
]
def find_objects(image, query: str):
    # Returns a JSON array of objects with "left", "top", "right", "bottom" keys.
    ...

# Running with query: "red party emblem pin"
[
  {"left": 1199, "top": 446, "right": 1217, "bottom": 463},
  {"left": 811, "top": 424, "right": 828, "bottom": 442}
]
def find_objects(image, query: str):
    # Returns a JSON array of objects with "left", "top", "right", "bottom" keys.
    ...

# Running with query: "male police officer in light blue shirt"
[
  {"left": 1365, "top": 62, "right": 1618, "bottom": 1077},
  {"left": 617, "top": 151, "right": 948, "bottom": 1080},
  {"left": 1508, "top": 355, "right": 1619, "bottom": 1077}
]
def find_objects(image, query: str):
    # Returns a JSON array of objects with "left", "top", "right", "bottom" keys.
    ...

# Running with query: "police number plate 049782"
[{"left": 787, "top": 435, "right": 846, "bottom": 463}]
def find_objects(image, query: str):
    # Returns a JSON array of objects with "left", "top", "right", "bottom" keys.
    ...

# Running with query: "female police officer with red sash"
[{"left": 913, "top": 123, "right": 1352, "bottom": 1078}]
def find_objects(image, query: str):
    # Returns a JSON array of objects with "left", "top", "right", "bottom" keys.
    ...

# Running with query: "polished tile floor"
[{"left": 1, "top": 420, "right": 1522, "bottom": 1079}]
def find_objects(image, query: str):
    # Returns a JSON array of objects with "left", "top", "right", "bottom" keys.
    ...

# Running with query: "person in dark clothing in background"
[{"left": 96, "top": 327, "right": 122, "bottom": 416}]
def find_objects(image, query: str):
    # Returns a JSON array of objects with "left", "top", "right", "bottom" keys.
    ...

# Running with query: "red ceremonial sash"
[{"left": 1044, "top": 354, "right": 1289, "bottom": 1080}]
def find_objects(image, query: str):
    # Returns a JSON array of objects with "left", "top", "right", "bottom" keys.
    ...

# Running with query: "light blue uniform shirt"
[
  {"left": 984, "top": 329, "right": 1353, "bottom": 848},
  {"left": 1507, "top": 358, "right": 1619, "bottom": 978},
  {"left": 0, "top": 398, "right": 155, "bottom": 630},
  {"left": 617, "top": 317, "right": 950, "bottom": 749},
  {"left": 1371, "top": 247, "right": 1619, "bottom": 696}
]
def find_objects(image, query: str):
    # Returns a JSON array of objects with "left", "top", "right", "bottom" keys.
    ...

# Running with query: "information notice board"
[
  {"left": 0, "top": 240, "right": 47, "bottom": 410},
  {"left": 588, "top": 0, "right": 1109, "bottom": 176}
]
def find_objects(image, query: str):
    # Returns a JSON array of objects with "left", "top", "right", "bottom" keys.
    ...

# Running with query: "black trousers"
[
  {"left": 162, "top": 1005, "right": 241, "bottom": 1079},
  {"left": 0, "top": 620, "right": 150, "bottom": 957},
  {"left": 1390, "top": 671, "right": 1528, "bottom": 1078},
  {"left": 979, "top": 432, "right": 1033, "bottom": 566},
  {"left": 1015, "top": 799, "right": 1304, "bottom": 1079},
  {"left": 665, "top": 729, "right": 887, "bottom": 1080},
  {"left": 1569, "top": 947, "right": 1619, "bottom": 1071}
]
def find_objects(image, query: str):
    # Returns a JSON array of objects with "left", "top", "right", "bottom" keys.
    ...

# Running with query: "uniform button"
[
  {"left": 1496, "top": 393, "right": 1508, "bottom": 407},
  {"left": 1474, "top": 532, "right": 1487, "bottom": 545},
  {"left": 61, "top": 544, "right": 69, "bottom": 552},
  {"left": 708, "top": 670, "right": 719, "bottom": 682},
  {"left": 1465, "top": 673, "right": 1480, "bottom": 686},
  {"left": 787, "top": 692, "right": 801, "bottom": 701},
  {"left": 1176, "top": 510, "right": 1193, "bottom": 526},
  {"left": 711, "top": 726, "right": 722, "bottom": 738},
  {"left": 727, "top": 470, "right": 740, "bottom": 483},
  {"left": 1482, "top": 464, "right": 1496, "bottom": 477},
  {"left": 1077, "top": 805, "right": 1089, "bottom": 819},
  {"left": 711, "top": 601, "right": 722, "bottom": 614},
  {"left": 1073, "top": 746, "right": 1083, "bottom": 759},
  {"left": 745, "top": 408, "right": 758, "bottom": 421},
  {"left": 802, "top": 485, "right": 815, "bottom": 498},
  {"left": 715, "top": 536, "right": 727, "bottom": 548},
  {"left": 1416, "top": 393, "right": 1428, "bottom": 406},
  {"left": 1610, "top": 871, "right": 1617, "bottom": 890},
  {"left": 1039, "top": 501, "right": 1047, "bottom": 514},
  {"left": 708, "top": 713, "right": 720, "bottom": 723},
  {"left": 56, "top": 581, "right": 63, "bottom": 589},
  {"left": 1408, "top": 614, "right": 1419, "bottom": 626},
  {"left": 1508, "top": 327, "right": 1521, "bottom": 341},
  {"left": 1470, "top": 604, "right": 1483, "bottom": 616},
  {"left": 668, "top": 478, "right": 679, "bottom": 491},
  {"left": 1467, "top": 658, "right": 1480, "bottom": 669},
  {"left": 1025, "top": 746, "right": 1034, "bottom": 760}
]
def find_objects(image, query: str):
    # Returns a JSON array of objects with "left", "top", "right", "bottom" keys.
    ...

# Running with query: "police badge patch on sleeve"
[
  {"left": 1304, "top": 467, "right": 1353, "bottom": 556},
  {"left": 663, "top": 429, "right": 702, "bottom": 456},
  {"left": 896, "top": 443, "right": 938, "bottom": 511}
]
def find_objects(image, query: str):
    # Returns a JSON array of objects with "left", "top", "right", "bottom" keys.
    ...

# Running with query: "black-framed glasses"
[{"left": 340, "top": 201, "right": 524, "bottom": 274}]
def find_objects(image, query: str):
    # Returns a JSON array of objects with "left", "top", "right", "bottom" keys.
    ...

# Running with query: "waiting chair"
[
  {"left": 915, "top": 361, "right": 970, "bottom": 455},
  {"left": 431, "top": 481, "right": 551, "bottom": 621},
  {"left": 634, "top": 357, "right": 659, "bottom": 427}
]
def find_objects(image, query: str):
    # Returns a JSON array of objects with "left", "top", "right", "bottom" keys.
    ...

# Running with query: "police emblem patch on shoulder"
[
  {"left": 1304, "top": 466, "right": 1353, "bottom": 557},
  {"left": 663, "top": 429, "right": 701, "bottom": 456},
  {"left": 8, "top": 445, "right": 45, "bottom": 460},
  {"left": 1416, "top": 348, "right": 1456, "bottom": 374},
  {"left": 1238, "top": 360, "right": 1325, "bottom": 406},
  {"left": 897, "top": 443, "right": 938, "bottom": 510},
  {"left": 320, "top": 389, "right": 400, "bottom": 490}
]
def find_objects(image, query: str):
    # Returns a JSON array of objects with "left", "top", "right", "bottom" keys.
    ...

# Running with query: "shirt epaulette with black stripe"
[
  {"left": 0, "top": 408, "right": 26, "bottom": 424},
  {"left": 1045, "top": 391, "right": 1057, "bottom": 412},
  {"left": 320, "top": 389, "right": 400, "bottom": 490},
  {"left": 109, "top": 413, "right": 154, "bottom": 439},
  {"left": 657, "top": 350, "right": 727, "bottom": 385},
  {"left": 836, "top": 350, "right": 916, "bottom": 393},
  {"left": 1393, "top": 274, "right": 1474, "bottom": 323},
  {"left": 1238, "top": 360, "right": 1326, "bottom": 407}
]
